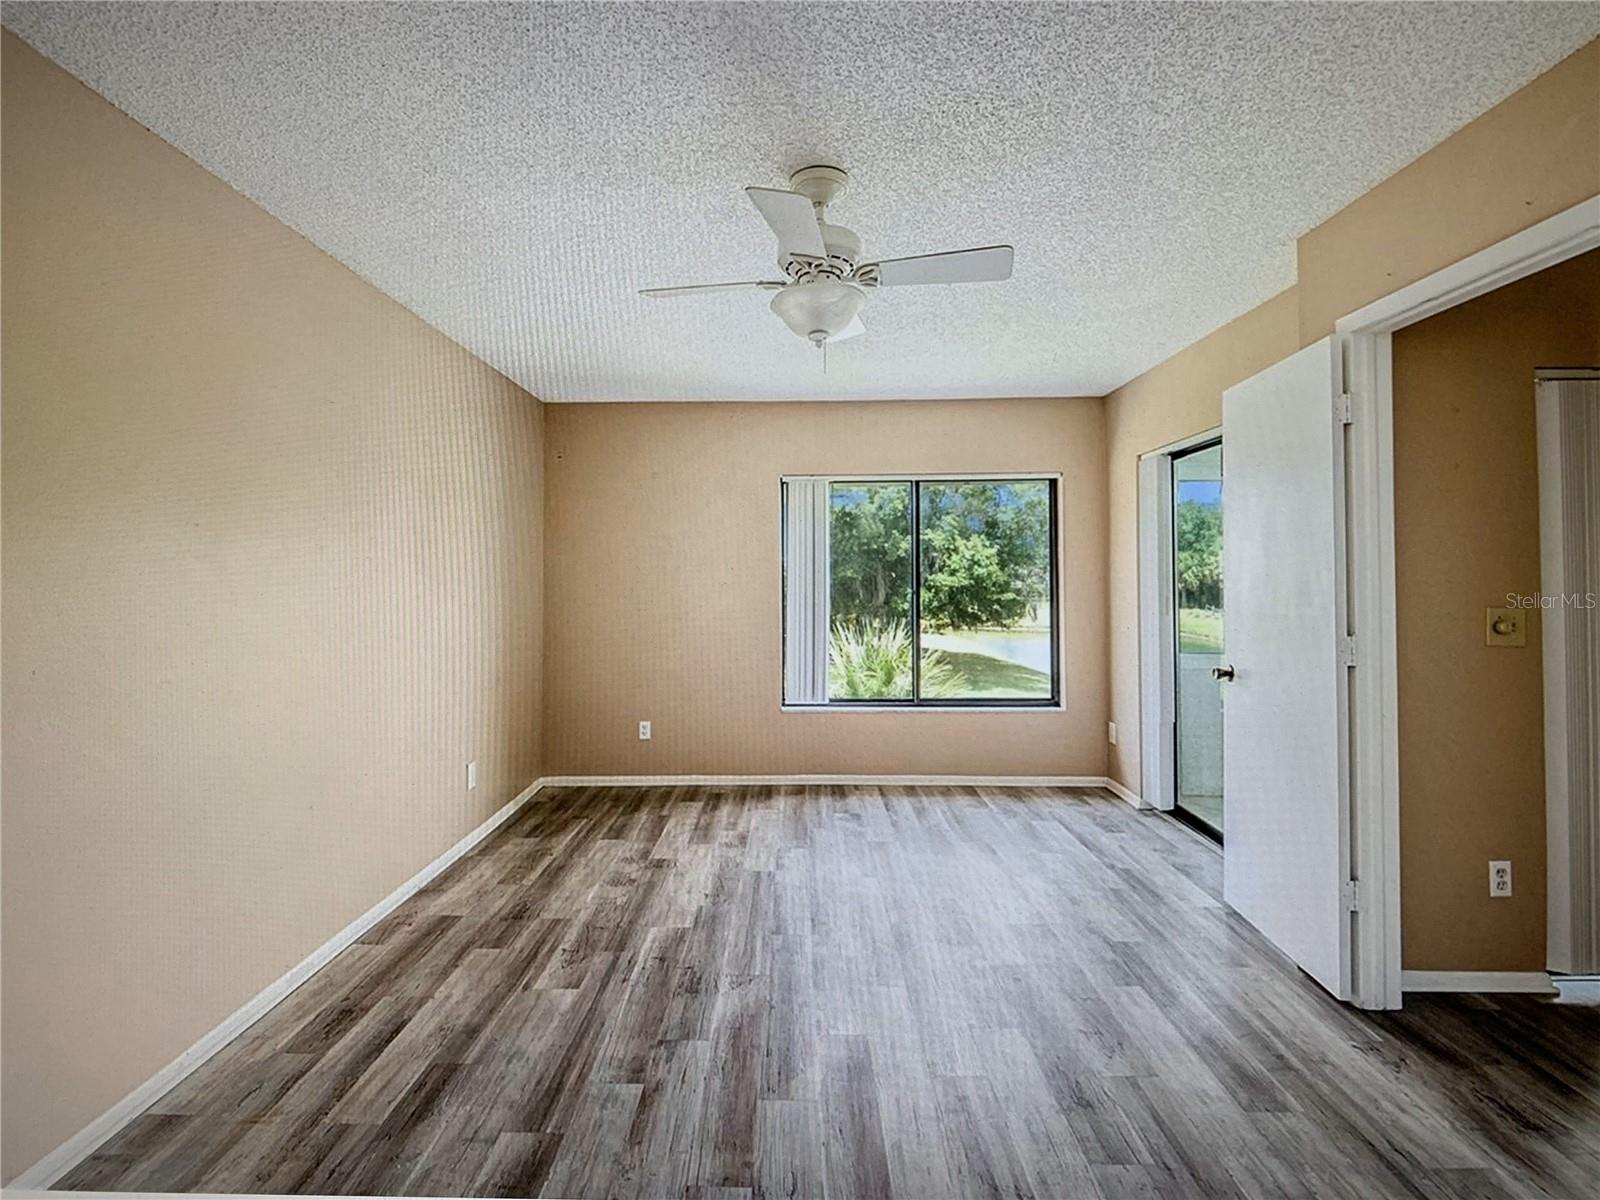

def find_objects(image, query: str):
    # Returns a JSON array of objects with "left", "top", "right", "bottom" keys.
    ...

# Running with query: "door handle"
[{"left": 1212, "top": 664, "right": 1235, "bottom": 682}]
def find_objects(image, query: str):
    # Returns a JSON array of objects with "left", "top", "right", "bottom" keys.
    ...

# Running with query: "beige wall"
[
  {"left": 0, "top": 33, "right": 545, "bottom": 1179},
  {"left": 1297, "top": 40, "right": 1600, "bottom": 345},
  {"left": 543, "top": 398, "right": 1107, "bottom": 778},
  {"left": 1392, "top": 250, "right": 1600, "bottom": 971},
  {"left": 1102, "top": 290, "right": 1301, "bottom": 792},
  {"left": 1105, "top": 38, "right": 1600, "bottom": 800}
]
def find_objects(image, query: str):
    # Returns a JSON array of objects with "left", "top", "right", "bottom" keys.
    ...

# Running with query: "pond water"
[{"left": 922, "top": 628, "right": 1052, "bottom": 675}]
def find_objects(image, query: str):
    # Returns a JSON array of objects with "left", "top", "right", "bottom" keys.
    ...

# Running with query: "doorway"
[{"left": 1171, "top": 441, "right": 1224, "bottom": 838}]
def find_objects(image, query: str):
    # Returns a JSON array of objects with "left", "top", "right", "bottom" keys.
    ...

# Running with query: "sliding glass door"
[{"left": 1171, "top": 442, "right": 1224, "bottom": 837}]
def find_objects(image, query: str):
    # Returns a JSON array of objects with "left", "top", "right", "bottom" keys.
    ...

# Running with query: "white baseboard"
[
  {"left": 540, "top": 773, "right": 1113, "bottom": 788},
  {"left": 1100, "top": 777, "right": 1144, "bottom": 809},
  {"left": 1401, "top": 970, "right": 1558, "bottom": 995},
  {"left": 8, "top": 776, "right": 548, "bottom": 1191}
]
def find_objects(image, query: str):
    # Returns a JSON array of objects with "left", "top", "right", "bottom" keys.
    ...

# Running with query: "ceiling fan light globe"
[{"left": 769, "top": 280, "right": 865, "bottom": 343}]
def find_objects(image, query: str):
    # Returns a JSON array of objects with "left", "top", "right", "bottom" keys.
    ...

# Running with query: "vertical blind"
[{"left": 782, "top": 478, "right": 830, "bottom": 704}]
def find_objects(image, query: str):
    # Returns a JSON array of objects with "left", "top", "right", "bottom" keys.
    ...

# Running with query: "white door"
[{"left": 1221, "top": 336, "right": 1351, "bottom": 1000}]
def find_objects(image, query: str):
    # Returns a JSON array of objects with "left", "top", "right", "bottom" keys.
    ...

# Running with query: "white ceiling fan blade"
[
  {"left": 639, "top": 280, "right": 784, "bottom": 299},
  {"left": 868, "top": 244, "right": 1014, "bottom": 286},
  {"left": 830, "top": 315, "right": 865, "bottom": 342},
  {"left": 745, "top": 187, "right": 827, "bottom": 258}
]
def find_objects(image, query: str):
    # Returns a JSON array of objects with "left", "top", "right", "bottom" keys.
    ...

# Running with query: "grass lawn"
[
  {"left": 925, "top": 650, "right": 1051, "bottom": 699},
  {"left": 1179, "top": 607, "right": 1223, "bottom": 653},
  {"left": 826, "top": 623, "right": 1053, "bottom": 701}
]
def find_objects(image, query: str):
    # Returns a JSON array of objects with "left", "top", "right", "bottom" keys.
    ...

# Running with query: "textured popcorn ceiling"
[{"left": 5, "top": 3, "right": 1597, "bottom": 402}]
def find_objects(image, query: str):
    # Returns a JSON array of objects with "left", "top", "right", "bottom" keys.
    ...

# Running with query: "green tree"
[
  {"left": 826, "top": 481, "right": 1052, "bottom": 633},
  {"left": 918, "top": 482, "right": 1049, "bottom": 631},
  {"left": 828, "top": 484, "right": 911, "bottom": 623},
  {"left": 1175, "top": 499, "right": 1222, "bottom": 610},
  {"left": 920, "top": 526, "right": 1023, "bottom": 629}
]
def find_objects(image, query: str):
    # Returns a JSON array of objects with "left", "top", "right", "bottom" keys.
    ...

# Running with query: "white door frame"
[
  {"left": 1334, "top": 195, "right": 1600, "bottom": 1009},
  {"left": 1536, "top": 369, "right": 1600, "bottom": 978},
  {"left": 1138, "top": 427, "right": 1223, "bottom": 812}
]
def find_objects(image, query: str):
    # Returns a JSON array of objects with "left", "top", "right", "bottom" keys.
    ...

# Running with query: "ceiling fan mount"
[
  {"left": 787, "top": 163, "right": 849, "bottom": 208},
  {"left": 640, "top": 161, "right": 1014, "bottom": 349},
  {"left": 780, "top": 165, "right": 860, "bottom": 286}
]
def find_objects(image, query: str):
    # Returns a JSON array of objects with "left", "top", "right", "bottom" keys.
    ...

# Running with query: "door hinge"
[
  {"left": 1338, "top": 635, "right": 1357, "bottom": 667},
  {"left": 1334, "top": 393, "right": 1354, "bottom": 424},
  {"left": 1343, "top": 880, "right": 1362, "bottom": 912}
]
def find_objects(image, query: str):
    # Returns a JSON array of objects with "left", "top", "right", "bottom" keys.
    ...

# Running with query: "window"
[{"left": 783, "top": 476, "right": 1059, "bottom": 707}]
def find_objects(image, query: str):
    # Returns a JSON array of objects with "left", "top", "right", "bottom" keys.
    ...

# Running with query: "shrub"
[{"left": 827, "top": 618, "right": 961, "bottom": 699}]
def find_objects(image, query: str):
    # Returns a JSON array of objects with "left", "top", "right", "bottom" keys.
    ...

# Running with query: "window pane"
[
  {"left": 1174, "top": 447, "right": 1223, "bottom": 652},
  {"left": 918, "top": 480, "right": 1053, "bottom": 700},
  {"left": 827, "top": 482, "right": 913, "bottom": 700}
]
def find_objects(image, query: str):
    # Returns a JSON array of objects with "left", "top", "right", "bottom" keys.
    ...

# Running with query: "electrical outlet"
[
  {"left": 638, "top": 720, "right": 652, "bottom": 741},
  {"left": 1489, "top": 859, "right": 1512, "bottom": 897},
  {"left": 466, "top": 760, "right": 478, "bottom": 791},
  {"left": 1108, "top": 721, "right": 1118, "bottom": 745}
]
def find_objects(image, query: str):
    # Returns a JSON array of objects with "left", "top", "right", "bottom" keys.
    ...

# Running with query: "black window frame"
[{"left": 784, "top": 475, "right": 1061, "bottom": 709}]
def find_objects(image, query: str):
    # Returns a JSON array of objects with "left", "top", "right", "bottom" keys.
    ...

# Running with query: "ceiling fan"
[{"left": 640, "top": 165, "right": 1014, "bottom": 347}]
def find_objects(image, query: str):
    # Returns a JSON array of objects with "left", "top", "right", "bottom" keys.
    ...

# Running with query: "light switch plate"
[{"left": 1485, "top": 606, "right": 1526, "bottom": 647}]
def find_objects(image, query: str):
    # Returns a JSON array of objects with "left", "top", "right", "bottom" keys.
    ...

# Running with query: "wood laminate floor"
[{"left": 59, "top": 785, "right": 1599, "bottom": 1199}]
